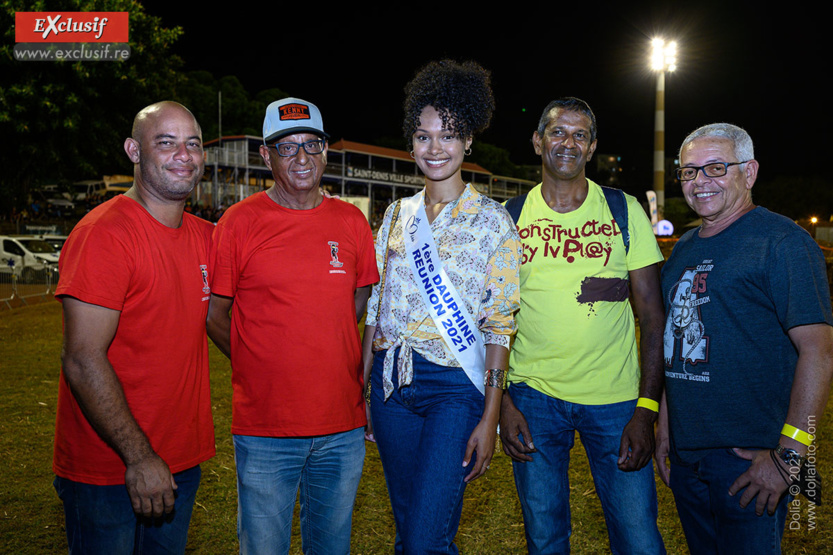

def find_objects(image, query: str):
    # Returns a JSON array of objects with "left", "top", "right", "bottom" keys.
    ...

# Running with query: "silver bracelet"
[{"left": 485, "top": 368, "right": 507, "bottom": 389}]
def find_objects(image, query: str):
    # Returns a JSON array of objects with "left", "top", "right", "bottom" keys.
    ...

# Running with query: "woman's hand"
[
  {"left": 462, "top": 416, "right": 498, "bottom": 482},
  {"left": 462, "top": 344, "right": 508, "bottom": 482}
]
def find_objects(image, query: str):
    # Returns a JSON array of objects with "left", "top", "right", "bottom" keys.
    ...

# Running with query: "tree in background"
[
  {"left": 1, "top": 0, "right": 186, "bottom": 213},
  {"left": 177, "top": 72, "right": 287, "bottom": 141},
  {"left": 470, "top": 142, "right": 524, "bottom": 179},
  {"left": 1, "top": 0, "right": 292, "bottom": 216}
]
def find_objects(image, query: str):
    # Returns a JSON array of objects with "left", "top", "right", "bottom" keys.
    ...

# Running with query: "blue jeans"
[
  {"left": 54, "top": 465, "right": 201, "bottom": 554},
  {"left": 370, "top": 349, "right": 484, "bottom": 554},
  {"left": 234, "top": 428, "right": 365, "bottom": 555},
  {"left": 509, "top": 383, "right": 665, "bottom": 555},
  {"left": 670, "top": 448, "right": 790, "bottom": 554}
]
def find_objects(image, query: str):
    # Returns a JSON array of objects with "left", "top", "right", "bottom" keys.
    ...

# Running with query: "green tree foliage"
[
  {"left": 217, "top": 76, "right": 256, "bottom": 137},
  {"left": 0, "top": 0, "right": 186, "bottom": 212},
  {"left": 176, "top": 70, "right": 219, "bottom": 139},
  {"left": 176, "top": 72, "right": 287, "bottom": 142},
  {"left": 470, "top": 142, "right": 523, "bottom": 177}
]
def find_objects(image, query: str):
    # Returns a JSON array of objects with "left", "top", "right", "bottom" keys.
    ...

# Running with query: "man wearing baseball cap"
[{"left": 207, "top": 98, "right": 378, "bottom": 554}]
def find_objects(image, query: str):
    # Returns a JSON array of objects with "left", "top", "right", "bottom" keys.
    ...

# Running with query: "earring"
[
  {"left": 409, "top": 150, "right": 415, "bottom": 159},
  {"left": 465, "top": 147, "right": 472, "bottom": 156}
]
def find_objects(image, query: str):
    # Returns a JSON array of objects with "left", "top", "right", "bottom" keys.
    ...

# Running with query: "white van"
[
  {"left": 0, "top": 236, "right": 60, "bottom": 283},
  {"left": 37, "top": 235, "right": 69, "bottom": 254},
  {"left": 70, "top": 180, "right": 106, "bottom": 201}
]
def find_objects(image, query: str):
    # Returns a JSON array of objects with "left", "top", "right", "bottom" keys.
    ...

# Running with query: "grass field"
[{"left": 1, "top": 301, "right": 830, "bottom": 553}]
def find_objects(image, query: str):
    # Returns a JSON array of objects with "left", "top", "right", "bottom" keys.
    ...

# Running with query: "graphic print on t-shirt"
[
  {"left": 664, "top": 260, "right": 713, "bottom": 381},
  {"left": 518, "top": 217, "right": 622, "bottom": 266},
  {"left": 519, "top": 216, "right": 629, "bottom": 314}
]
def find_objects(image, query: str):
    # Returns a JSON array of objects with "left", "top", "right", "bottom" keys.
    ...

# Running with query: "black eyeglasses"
[
  {"left": 271, "top": 139, "right": 325, "bottom": 157},
  {"left": 676, "top": 161, "right": 750, "bottom": 181}
]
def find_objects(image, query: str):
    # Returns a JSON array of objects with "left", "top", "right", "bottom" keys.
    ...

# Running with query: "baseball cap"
[{"left": 262, "top": 97, "right": 329, "bottom": 143}]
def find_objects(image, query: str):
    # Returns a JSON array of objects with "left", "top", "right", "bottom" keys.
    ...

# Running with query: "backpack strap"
[
  {"left": 505, "top": 193, "right": 528, "bottom": 225},
  {"left": 600, "top": 186, "right": 629, "bottom": 254}
]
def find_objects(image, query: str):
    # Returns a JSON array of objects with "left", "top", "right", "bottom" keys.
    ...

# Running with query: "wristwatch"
[{"left": 774, "top": 444, "right": 806, "bottom": 467}]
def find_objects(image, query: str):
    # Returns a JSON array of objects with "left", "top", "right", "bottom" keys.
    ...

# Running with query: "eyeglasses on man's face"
[
  {"left": 271, "top": 139, "right": 326, "bottom": 157},
  {"left": 676, "top": 161, "right": 749, "bottom": 181}
]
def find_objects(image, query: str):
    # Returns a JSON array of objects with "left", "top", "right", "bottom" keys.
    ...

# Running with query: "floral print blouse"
[{"left": 366, "top": 184, "right": 522, "bottom": 399}]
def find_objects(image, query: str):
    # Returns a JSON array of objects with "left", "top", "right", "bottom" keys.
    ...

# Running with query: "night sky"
[{"left": 143, "top": 1, "right": 829, "bottom": 195}]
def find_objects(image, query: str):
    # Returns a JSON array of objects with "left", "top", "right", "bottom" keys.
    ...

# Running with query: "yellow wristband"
[
  {"left": 636, "top": 397, "right": 659, "bottom": 413},
  {"left": 781, "top": 424, "right": 814, "bottom": 446}
]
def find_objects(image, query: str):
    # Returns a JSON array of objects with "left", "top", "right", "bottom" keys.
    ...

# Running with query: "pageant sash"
[{"left": 400, "top": 192, "right": 486, "bottom": 395}]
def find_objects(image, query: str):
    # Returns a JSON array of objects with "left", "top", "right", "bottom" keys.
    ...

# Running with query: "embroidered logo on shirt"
[
  {"left": 200, "top": 265, "right": 210, "bottom": 294},
  {"left": 328, "top": 241, "right": 343, "bottom": 268}
]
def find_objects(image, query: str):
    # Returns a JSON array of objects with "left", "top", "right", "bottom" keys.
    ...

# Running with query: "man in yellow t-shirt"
[{"left": 500, "top": 97, "right": 666, "bottom": 554}]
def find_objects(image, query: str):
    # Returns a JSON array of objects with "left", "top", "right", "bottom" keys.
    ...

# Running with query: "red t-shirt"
[
  {"left": 53, "top": 196, "right": 216, "bottom": 485},
  {"left": 210, "top": 194, "right": 378, "bottom": 437}
]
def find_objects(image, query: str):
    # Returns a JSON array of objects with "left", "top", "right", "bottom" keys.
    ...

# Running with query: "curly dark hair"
[{"left": 403, "top": 60, "right": 495, "bottom": 150}]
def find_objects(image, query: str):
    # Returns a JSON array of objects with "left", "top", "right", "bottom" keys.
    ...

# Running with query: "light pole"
[{"left": 651, "top": 38, "right": 677, "bottom": 219}]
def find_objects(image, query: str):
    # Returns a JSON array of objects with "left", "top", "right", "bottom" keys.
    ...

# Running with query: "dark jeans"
[
  {"left": 371, "top": 349, "right": 484, "bottom": 554},
  {"left": 670, "top": 448, "right": 790, "bottom": 554},
  {"left": 54, "top": 465, "right": 201, "bottom": 554}
]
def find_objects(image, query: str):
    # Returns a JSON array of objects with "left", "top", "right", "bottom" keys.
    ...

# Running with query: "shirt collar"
[{"left": 449, "top": 183, "right": 480, "bottom": 219}]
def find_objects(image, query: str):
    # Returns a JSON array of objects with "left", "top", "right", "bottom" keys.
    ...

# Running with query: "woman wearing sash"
[{"left": 362, "top": 60, "right": 522, "bottom": 554}]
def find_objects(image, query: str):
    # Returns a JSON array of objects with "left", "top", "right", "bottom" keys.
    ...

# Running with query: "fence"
[{"left": 0, "top": 264, "right": 58, "bottom": 310}]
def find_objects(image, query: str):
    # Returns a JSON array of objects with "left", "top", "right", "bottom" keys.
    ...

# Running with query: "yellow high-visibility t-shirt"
[{"left": 508, "top": 180, "right": 664, "bottom": 404}]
